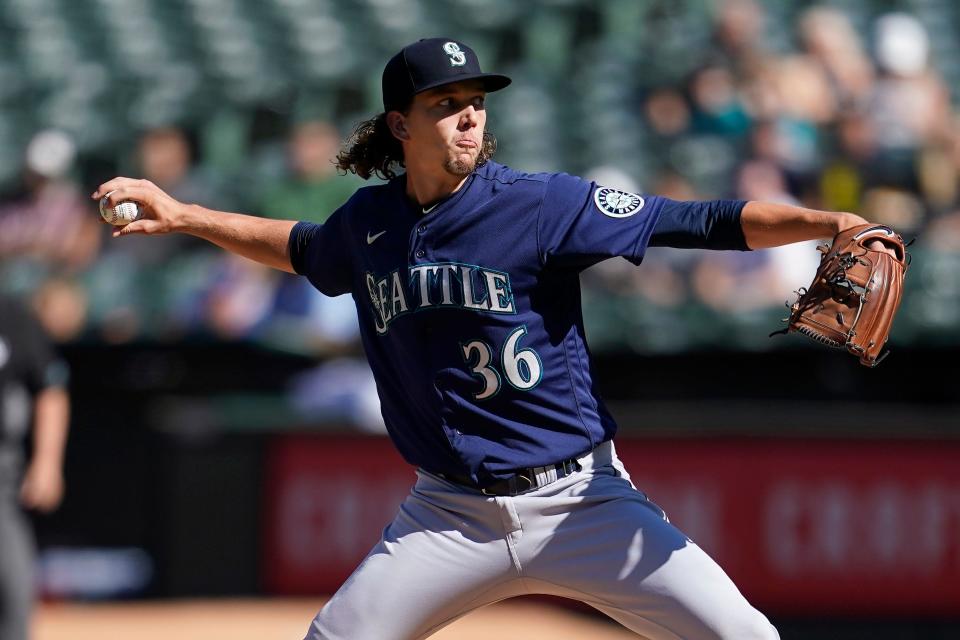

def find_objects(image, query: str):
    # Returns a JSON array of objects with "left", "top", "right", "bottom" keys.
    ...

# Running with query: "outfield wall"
[{"left": 262, "top": 436, "right": 960, "bottom": 617}]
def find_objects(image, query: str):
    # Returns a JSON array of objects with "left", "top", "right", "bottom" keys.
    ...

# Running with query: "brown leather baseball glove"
[{"left": 772, "top": 224, "right": 909, "bottom": 367}]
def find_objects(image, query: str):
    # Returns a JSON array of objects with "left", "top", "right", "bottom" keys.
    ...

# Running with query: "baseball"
[{"left": 99, "top": 191, "right": 143, "bottom": 226}]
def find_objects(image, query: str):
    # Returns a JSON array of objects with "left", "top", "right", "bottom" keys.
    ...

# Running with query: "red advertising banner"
[
  {"left": 619, "top": 439, "right": 960, "bottom": 617},
  {"left": 262, "top": 435, "right": 960, "bottom": 616},
  {"left": 262, "top": 435, "right": 415, "bottom": 595}
]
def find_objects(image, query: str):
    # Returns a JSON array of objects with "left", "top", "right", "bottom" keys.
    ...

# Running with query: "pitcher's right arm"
[{"left": 93, "top": 178, "right": 298, "bottom": 273}]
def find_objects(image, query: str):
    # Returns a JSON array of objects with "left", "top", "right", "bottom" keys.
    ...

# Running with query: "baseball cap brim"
[{"left": 411, "top": 73, "right": 512, "bottom": 99}]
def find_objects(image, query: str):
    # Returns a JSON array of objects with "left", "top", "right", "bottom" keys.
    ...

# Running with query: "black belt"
[{"left": 439, "top": 457, "right": 583, "bottom": 496}]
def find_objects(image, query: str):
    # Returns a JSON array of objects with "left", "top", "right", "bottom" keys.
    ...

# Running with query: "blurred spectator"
[
  {"left": 925, "top": 207, "right": 960, "bottom": 251},
  {"left": 687, "top": 63, "right": 751, "bottom": 137},
  {"left": 204, "top": 254, "right": 280, "bottom": 340},
  {"left": 135, "top": 127, "right": 228, "bottom": 211},
  {"left": 245, "top": 119, "right": 363, "bottom": 353},
  {"left": 713, "top": 0, "right": 766, "bottom": 69},
  {"left": 798, "top": 6, "right": 875, "bottom": 107},
  {"left": 867, "top": 12, "right": 952, "bottom": 191},
  {"left": 771, "top": 55, "right": 837, "bottom": 126},
  {"left": 691, "top": 160, "right": 820, "bottom": 313},
  {"left": 31, "top": 278, "right": 89, "bottom": 344},
  {"left": 256, "top": 120, "right": 360, "bottom": 223},
  {"left": 644, "top": 88, "right": 691, "bottom": 140},
  {"left": 0, "top": 294, "right": 70, "bottom": 640},
  {"left": 109, "top": 126, "right": 227, "bottom": 263},
  {"left": 917, "top": 139, "right": 958, "bottom": 213},
  {"left": 860, "top": 186, "right": 926, "bottom": 235},
  {"left": 83, "top": 125, "right": 232, "bottom": 343},
  {"left": 0, "top": 130, "right": 101, "bottom": 275},
  {"left": 818, "top": 110, "right": 877, "bottom": 214}
]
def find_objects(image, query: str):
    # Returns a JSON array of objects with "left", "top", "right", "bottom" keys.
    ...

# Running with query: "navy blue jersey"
[{"left": 290, "top": 161, "right": 746, "bottom": 483}]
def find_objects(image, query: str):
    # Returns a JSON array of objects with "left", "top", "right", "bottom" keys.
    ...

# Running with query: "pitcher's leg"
[
  {"left": 305, "top": 475, "right": 523, "bottom": 640},
  {"left": 520, "top": 468, "right": 777, "bottom": 640},
  {"left": 588, "top": 540, "right": 779, "bottom": 640}
]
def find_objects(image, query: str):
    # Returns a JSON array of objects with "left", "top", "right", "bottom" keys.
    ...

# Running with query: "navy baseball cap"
[{"left": 382, "top": 38, "right": 511, "bottom": 112}]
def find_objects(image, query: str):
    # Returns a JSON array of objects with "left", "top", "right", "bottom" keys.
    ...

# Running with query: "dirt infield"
[{"left": 33, "top": 597, "right": 638, "bottom": 639}]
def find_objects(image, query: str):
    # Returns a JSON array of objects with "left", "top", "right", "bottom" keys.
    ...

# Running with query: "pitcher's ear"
[{"left": 386, "top": 112, "right": 409, "bottom": 141}]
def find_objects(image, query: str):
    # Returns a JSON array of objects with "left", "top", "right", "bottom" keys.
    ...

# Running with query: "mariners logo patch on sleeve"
[{"left": 593, "top": 187, "right": 645, "bottom": 218}]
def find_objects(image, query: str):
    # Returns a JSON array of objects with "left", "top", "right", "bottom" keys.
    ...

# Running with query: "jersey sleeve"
[
  {"left": 288, "top": 207, "right": 353, "bottom": 297},
  {"left": 537, "top": 173, "right": 664, "bottom": 269},
  {"left": 12, "top": 301, "right": 69, "bottom": 394},
  {"left": 647, "top": 198, "right": 750, "bottom": 250}
]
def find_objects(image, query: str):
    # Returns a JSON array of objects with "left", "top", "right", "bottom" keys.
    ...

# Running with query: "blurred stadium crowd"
[{"left": 1, "top": 0, "right": 958, "bottom": 355}]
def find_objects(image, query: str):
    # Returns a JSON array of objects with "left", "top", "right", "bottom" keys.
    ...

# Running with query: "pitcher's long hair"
[{"left": 336, "top": 112, "right": 498, "bottom": 180}]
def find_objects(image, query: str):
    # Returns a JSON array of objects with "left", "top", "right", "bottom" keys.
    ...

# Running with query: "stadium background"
[{"left": 2, "top": 0, "right": 959, "bottom": 638}]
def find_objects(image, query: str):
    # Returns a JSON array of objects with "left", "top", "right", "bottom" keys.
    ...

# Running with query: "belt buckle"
[
  {"left": 513, "top": 473, "right": 533, "bottom": 495},
  {"left": 480, "top": 472, "right": 534, "bottom": 497}
]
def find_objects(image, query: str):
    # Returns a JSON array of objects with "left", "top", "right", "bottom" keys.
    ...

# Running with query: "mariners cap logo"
[
  {"left": 443, "top": 42, "right": 467, "bottom": 67},
  {"left": 593, "top": 187, "right": 645, "bottom": 218}
]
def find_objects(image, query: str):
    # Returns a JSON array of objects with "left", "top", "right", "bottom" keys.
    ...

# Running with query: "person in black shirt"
[{"left": 0, "top": 295, "right": 70, "bottom": 640}]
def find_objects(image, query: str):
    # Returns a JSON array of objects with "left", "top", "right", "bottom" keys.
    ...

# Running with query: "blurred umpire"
[{"left": 0, "top": 294, "right": 70, "bottom": 640}]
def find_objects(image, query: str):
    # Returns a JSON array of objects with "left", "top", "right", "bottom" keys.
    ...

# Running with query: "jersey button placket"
[{"left": 413, "top": 223, "right": 427, "bottom": 260}]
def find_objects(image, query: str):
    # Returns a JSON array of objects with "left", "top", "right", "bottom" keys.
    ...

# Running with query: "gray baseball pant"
[
  {"left": 305, "top": 441, "right": 779, "bottom": 640},
  {"left": 0, "top": 483, "right": 34, "bottom": 640}
]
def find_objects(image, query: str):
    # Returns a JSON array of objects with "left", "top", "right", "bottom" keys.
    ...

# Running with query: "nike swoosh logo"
[
  {"left": 366, "top": 230, "right": 387, "bottom": 245},
  {"left": 422, "top": 203, "right": 440, "bottom": 214}
]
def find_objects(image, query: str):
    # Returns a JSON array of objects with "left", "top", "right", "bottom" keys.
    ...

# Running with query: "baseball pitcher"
[{"left": 93, "top": 38, "right": 902, "bottom": 640}]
